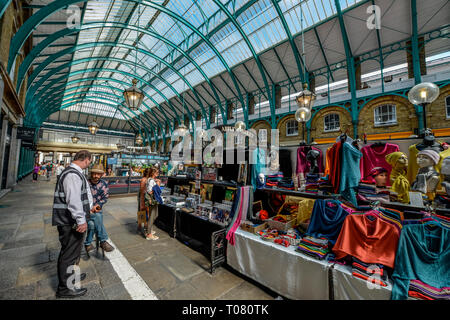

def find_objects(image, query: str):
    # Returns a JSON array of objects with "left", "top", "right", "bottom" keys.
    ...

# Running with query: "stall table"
[
  {"left": 226, "top": 228, "right": 332, "bottom": 300},
  {"left": 155, "top": 204, "right": 177, "bottom": 238},
  {"left": 175, "top": 209, "right": 228, "bottom": 273}
]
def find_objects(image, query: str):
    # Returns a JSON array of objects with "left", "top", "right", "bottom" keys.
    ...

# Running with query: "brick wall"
[
  {"left": 309, "top": 106, "right": 352, "bottom": 142},
  {"left": 428, "top": 84, "right": 450, "bottom": 130},
  {"left": 357, "top": 95, "right": 418, "bottom": 137},
  {"left": 277, "top": 114, "right": 300, "bottom": 144}
]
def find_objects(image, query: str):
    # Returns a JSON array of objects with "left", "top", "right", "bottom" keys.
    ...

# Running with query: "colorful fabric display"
[
  {"left": 265, "top": 173, "right": 284, "bottom": 188},
  {"left": 305, "top": 199, "right": 351, "bottom": 246},
  {"left": 333, "top": 212, "right": 400, "bottom": 268},
  {"left": 296, "top": 236, "right": 330, "bottom": 260},
  {"left": 351, "top": 257, "right": 388, "bottom": 287},
  {"left": 251, "top": 148, "right": 266, "bottom": 191},
  {"left": 226, "top": 186, "right": 251, "bottom": 246},
  {"left": 408, "top": 280, "right": 450, "bottom": 300},
  {"left": 391, "top": 223, "right": 450, "bottom": 300},
  {"left": 278, "top": 178, "right": 295, "bottom": 190},
  {"left": 360, "top": 143, "right": 399, "bottom": 187}
]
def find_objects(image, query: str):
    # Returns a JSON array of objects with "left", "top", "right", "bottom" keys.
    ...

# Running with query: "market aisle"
[{"left": 0, "top": 175, "right": 278, "bottom": 300}]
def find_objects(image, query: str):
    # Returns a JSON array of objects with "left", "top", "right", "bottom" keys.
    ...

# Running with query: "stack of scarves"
[
  {"left": 351, "top": 257, "right": 388, "bottom": 287},
  {"left": 304, "top": 173, "right": 320, "bottom": 194},
  {"left": 408, "top": 280, "right": 450, "bottom": 300},
  {"left": 356, "top": 183, "right": 390, "bottom": 203},
  {"left": 296, "top": 236, "right": 330, "bottom": 260},
  {"left": 265, "top": 173, "right": 284, "bottom": 188},
  {"left": 226, "top": 186, "right": 251, "bottom": 246},
  {"left": 278, "top": 178, "right": 295, "bottom": 190}
]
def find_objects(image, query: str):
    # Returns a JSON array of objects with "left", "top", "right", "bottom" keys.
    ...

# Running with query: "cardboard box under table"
[{"left": 226, "top": 228, "right": 332, "bottom": 300}]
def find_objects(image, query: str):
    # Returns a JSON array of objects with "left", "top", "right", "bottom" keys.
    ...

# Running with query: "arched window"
[
  {"left": 374, "top": 104, "right": 397, "bottom": 126},
  {"left": 286, "top": 119, "right": 298, "bottom": 136},
  {"left": 324, "top": 113, "right": 340, "bottom": 132}
]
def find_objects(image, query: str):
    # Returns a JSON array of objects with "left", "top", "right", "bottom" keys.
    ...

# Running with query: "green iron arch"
[
  {"left": 25, "top": 42, "right": 204, "bottom": 125},
  {"left": 9, "top": 0, "right": 249, "bottom": 125},
  {"left": 28, "top": 76, "right": 168, "bottom": 131},
  {"left": 16, "top": 21, "right": 225, "bottom": 121},
  {"left": 31, "top": 61, "right": 188, "bottom": 125}
]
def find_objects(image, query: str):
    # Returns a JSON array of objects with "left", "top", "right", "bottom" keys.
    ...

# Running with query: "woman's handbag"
[{"left": 144, "top": 191, "right": 158, "bottom": 207}]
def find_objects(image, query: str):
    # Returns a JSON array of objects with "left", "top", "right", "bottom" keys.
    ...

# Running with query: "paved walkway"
[{"left": 0, "top": 174, "right": 278, "bottom": 300}]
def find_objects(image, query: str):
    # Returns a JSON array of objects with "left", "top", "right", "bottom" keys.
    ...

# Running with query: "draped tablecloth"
[
  {"left": 226, "top": 228, "right": 332, "bottom": 300},
  {"left": 331, "top": 263, "right": 393, "bottom": 300}
]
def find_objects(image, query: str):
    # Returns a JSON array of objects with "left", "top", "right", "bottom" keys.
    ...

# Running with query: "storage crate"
[
  {"left": 240, "top": 221, "right": 268, "bottom": 234},
  {"left": 264, "top": 217, "right": 295, "bottom": 231}
]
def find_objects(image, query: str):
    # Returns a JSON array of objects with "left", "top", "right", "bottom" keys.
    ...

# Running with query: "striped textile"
[{"left": 408, "top": 280, "right": 450, "bottom": 300}]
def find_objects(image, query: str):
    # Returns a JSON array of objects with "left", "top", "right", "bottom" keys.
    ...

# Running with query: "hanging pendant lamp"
[
  {"left": 88, "top": 120, "right": 99, "bottom": 135},
  {"left": 123, "top": 78, "right": 144, "bottom": 111}
]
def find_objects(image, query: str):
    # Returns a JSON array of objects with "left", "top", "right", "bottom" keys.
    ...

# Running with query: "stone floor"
[{"left": 0, "top": 174, "right": 279, "bottom": 300}]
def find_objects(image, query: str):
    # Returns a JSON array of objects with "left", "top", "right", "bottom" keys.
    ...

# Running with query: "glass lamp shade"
[
  {"left": 88, "top": 121, "right": 99, "bottom": 135},
  {"left": 295, "top": 107, "right": 311, "bottom": 123},
  {"left": 234, "top": 120, "right": 246, "bottom": 131},
  {"left": 295, "top": 83, "right": 316, "bottom": 110},
  {"left": 178, "top": 124, "right": 188, "bottom": 136},
  {"left": 71, "top": 134, "right": 79, "bottom": 144},
  {"left": 135, "top": 134, "right": 143, "bottom": 145},
  {"left": 408, "top": 82, "right": 440, "bottom": 105},
  {"left": 123, "top": 79, "right": 144, "bottom": 111}
]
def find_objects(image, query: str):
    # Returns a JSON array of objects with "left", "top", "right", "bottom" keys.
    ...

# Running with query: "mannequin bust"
[
  {"left": 306, "top": 149, "right": 320, "bottom": 174},
  {"left": 411, "top": 150, "right": 440, "bottom": 198},
  {"left": 440, "top": 156, "right": 450, "bottom": 196},
  {"left": 386, "top": 152, "right": 410, "bottom": 203}
]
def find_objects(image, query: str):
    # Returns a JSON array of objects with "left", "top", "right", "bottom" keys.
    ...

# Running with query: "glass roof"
[{"left": 58, "top": 0, "right": 363, "bottom": 122}]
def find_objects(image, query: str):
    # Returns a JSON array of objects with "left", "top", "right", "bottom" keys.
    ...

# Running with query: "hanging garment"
[
  {"left": 296, "top": 146, "right": 324, "bottom": 176},
  {"left": 339, "top": 142, "right": 362, "bottom": 206},
  {"left": 332, "top": 212, "right": 400, "bottom": 268},
  {"left": 391, "top": 224, "right": 450, "bottom": 300},
  {"left": 305, "top": 199, "right": 351, "bottom": 246},
  {"left": 251, "top": 148, "right": 266, "bottom": 191},
  {"left": 360, "top": 143, "right": 399, "bottom": 187},
  {"left": 226, "top": 186, "right": 250, "bottom": 246},
  {"left": 329, "top": 142, "right": 343, "bottom": 194},
  {"left": 324, "top": 146, "right": 333, "bottom": 177}
]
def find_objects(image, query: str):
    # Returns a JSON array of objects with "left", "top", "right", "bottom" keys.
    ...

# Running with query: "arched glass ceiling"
[
  {"left": 14, "top": 0, "right": 449, "bottom": 130},
  {"left": 29, "top": 0, "right": 363, "bottom": 126}
]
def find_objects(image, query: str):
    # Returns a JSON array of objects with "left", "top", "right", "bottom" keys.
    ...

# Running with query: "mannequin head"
[
  {"left": 365, "top": 167, "right": 388, "bottom": 187},
  {"left": 258, "top": 173, "right": 265, "bottom": 185},
  {"left": 417, "top": 149, "right": 440, "bottom": 168},
  {"left": 386, "top": 152, "right": 408, "bottom": 172},
  {"left": 374, "top": 172, "right": 388, "bottom": 187}
]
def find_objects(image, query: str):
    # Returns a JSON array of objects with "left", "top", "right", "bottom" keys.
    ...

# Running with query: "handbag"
[{"left": 144, "top": 191, "right": 158, "bottom": 207}]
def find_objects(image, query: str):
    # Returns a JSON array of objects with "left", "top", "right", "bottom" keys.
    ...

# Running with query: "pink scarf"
[{"left": 226, "top": 187, "right": 249, "bottom": 245}]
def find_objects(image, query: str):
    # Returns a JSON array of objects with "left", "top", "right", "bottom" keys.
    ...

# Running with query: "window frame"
[
  {"left": 445, "top": 96, "right": 450, "bottom": 119},
  {"left": 374, "top": 104, "right": 397, "bottom": 127},
  {"left": 285, "top": 119, "right": 299, "bottom": 137},
  {"left": 323, "top": 113, "right": 341, "bottom": 132}
]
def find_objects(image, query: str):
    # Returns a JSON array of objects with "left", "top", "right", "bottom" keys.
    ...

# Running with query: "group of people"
[
  {"left": 51, "top": 150, "right": 114, "bottom": 298},
  {"left": 33, "top": 161, "right": 58, "bottom": 182}
]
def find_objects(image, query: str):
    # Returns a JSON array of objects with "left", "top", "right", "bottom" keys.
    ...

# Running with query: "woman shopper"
[
  {"left": 33, "top": 163, "right": 40, "bottom": 182},
  {"left": 144, "top": 168, "right": 160, "bottom": 240},
  {"left": 137, "top": 168, "right": 150, "bottom": 235}
]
